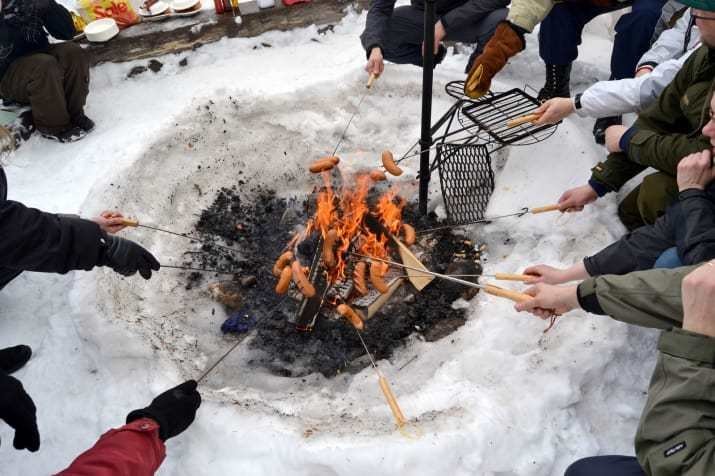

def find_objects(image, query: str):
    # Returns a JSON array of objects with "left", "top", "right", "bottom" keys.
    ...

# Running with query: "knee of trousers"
[{"left": 636, "top": 174, "right": 676, "bottom": 224}]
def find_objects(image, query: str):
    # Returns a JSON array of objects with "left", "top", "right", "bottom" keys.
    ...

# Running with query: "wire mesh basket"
[{"left": 436, "top": 143, "right": 495, "bottom": 225}]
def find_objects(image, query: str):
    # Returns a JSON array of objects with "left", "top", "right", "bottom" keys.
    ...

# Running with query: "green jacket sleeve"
[
  {"left": 590, "top": 152, "right": 647, "bottom": 192},
  {"left": 626, "top": 130, "right": 710, "bottom": 176},
  {"left": 577, "top": 267, "right": 695, "bottom": 329},
  {"left": 635, "top": 328, "right": 715, "bottom": 476}
]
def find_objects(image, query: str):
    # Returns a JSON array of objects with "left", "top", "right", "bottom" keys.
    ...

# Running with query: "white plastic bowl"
[
  {"left": 172, "top": 0, "right": 200, "bottom": 11},
  {"left": 148, "top": 1, "right": 170, "bottom": 15},
  {"left": 84, "top": 18, "right": 119, "bottom": 43}
]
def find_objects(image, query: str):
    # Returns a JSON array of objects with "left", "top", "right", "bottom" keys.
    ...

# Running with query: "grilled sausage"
[
  {"left": 337, "top": 304, "right": 364, "bottom": 330},
  {"left": 322, "top": 229, "right": 339, "bottom": 268},
  {"left": 353, "top": 261, "right": 368, "bottom": 295},
  {"left": 369, "top": 261, "right": 390, "bottom": 294},
  {"left": 291, "top": 261, "right": 316, "bottom": 298},
  {"left": 381, "top": 150, "right": 403, "bottom": 176},
  {"left": 370, "top": 169, "right": 387, "bottom": 182},
  {"left": 401, "top": 224, "right": 416, "bottom": 246},
  {"left": 272, "top": 251, "right": 294, "bottom": 277},
  {"left": 309, "top": 159, "right": 335, "bottom": 174},
  {"left": 322, "top": 156, "right": 340, "bottom": 165},
  {"left": 275, "top": 266, "right": 293, "bottom": 294}
]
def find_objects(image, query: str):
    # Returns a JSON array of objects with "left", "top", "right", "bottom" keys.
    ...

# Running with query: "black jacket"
[
  {"left": 0, "top": 0, "right": 75, "bottom": 78},
  {"left": 0, "top": 166, "right": 106, "bottom": 288},
  {"left": 584, "top": 185, "right": 715, "bottom": 276},
  {"left": 360, "top": 0, "right": 508, "bottom": 55}
]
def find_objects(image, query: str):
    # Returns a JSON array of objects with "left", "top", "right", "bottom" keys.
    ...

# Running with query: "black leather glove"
[
  {"left": 101, "top": 234, "right": 160, "bottom": 279},
  {"left": 0, "top": 372, "right": 40, "bottom": 452},
  {"left": 126, "top": 380, "right": 201, "bottom": 441}
]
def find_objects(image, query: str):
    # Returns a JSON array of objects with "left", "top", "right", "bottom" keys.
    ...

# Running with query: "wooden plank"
[{"left": 84, "top": 0, "right": 369, "bottom": 66}]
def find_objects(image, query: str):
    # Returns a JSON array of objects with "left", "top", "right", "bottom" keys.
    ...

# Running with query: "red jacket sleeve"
[{"left": 55, "top": 418, "right": 166, "bottom": 476}]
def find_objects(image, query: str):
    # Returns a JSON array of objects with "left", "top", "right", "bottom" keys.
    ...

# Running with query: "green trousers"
[{"left": 617, "top": 171, "right": 679, "bottom": 231}]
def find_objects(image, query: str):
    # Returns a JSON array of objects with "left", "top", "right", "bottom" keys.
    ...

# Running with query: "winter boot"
[
  {"left": 72, "top": 113, "right": 95, "bottom": 133},
  {"left": 593, "top": 115, "right": 623, "bottom": 145},
  {"left": 0, "top": 345, "right": 32, "bottom": 374},
  {"left": 537, "top": 63, "right": 572, "bottom": 102},
  {"left": 40, "top": 126, "right": 87, "bottom": 143}
]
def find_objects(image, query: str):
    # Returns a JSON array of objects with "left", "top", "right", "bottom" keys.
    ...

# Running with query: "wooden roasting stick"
[
  {"left": 530, "top": 204, "right": 560, "bottom": 214},
  {"left": 492, "top": 273, "right": 532, "bottom": 282},
  {"left": 366, "top": 72, "right": 378, "bottom": 89},
  {"left": 506, "top": 113, "right": 541, "bottom": 128},
  {"left": 120, "top": 218, "right": 139, "bottom": 227}
]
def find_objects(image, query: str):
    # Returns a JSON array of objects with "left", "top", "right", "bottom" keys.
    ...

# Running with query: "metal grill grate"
[
  {"left": 436, "top": 143, "right": 494, "bottom": 225},
  {"left": 461, "top": 88, "right": 558, "bottom": 146}
]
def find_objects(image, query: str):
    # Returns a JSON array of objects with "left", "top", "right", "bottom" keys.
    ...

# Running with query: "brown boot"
[{"left": 464, "top": 22, "right": 525, "bottom": 99}]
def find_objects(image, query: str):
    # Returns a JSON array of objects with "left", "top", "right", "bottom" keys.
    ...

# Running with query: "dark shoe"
[
  {"left": 72, "top": 114, "right": 95, "bottom": 133},
  {"left": 0, "top": 345, "right": 32, "bottom": 375},
  {"left": 40, "top": 126, "right": 87, "bottom": 143},
  {"left": 593, "top": 115, "right": 622, "bottom": 145},
  {"left": 537, "top": 63, "right": 572, "bottom": 102}
]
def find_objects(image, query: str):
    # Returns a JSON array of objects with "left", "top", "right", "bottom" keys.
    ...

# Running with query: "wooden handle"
[
  {"left": 484, "top": 284, "right": 531, "bottom": 303},
  {"left": 506, "top": 113, "right": 541, "bottom": 128},
  {"left": 366, "top": 73, "right": 378, "bottom": 89},
  {"left": 379, "top": 375, "right": 407, "bottom": 427},
  {"left": 120, "top": 218, "right": 139, "bottom": 227},
  {"left": 530, "top": 204, "right": 560, "bottom": 214},
  {"left": 494, "top": 273, "right": 531, "bottom": 282}
]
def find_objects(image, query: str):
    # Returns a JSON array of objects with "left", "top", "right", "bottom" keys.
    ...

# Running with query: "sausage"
[
  {"left": 369, "top": 261, "right": 390, "bottom": 294},
  {"left": 353, "top": 261, "right": 368, "bottom": 295},
  {"left": 401, "top": 224, "right": 416, "bottom": 246},
  {"left": 337, "top": 304, "right": 364, "bottom": 331},
  {"left": 369, "top": 169, "right": 387, "bottom": 182},
  {"left": 322, "top": 229, "right": 339, "bottom": 268},
  {"left": 309, "top": 159, "right": 335, "bottom": 174},
  {"left": 321, "top": 156, "right": 340, "bottom": 165},
  {"left": 381, "top": 150, "right": 403, "bottom": 177},
  {"left": 291, "top": 261, "right": 316, "bottom": 298},
  {"left": 275, "top": 266, "right": 293, "bottom": 294},
  {"left": 272, "top": 251, "right": 294, "bottom": 277}
]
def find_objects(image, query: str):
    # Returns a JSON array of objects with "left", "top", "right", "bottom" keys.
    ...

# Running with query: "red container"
[{"left": 213, "top": 0, "right": 225, "bottom": 13}]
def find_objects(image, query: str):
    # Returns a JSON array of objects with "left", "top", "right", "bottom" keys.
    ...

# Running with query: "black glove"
[
  {"left": 0, "top": 372, "right": 40, "bottom": 452},
  {"left": 101, "top": 234, "right": 160, "bottom": 279},
  {"left": 126, "top": 380, "right": 201, "bottom": 441}
]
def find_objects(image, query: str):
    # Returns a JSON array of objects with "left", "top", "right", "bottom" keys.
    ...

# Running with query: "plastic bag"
[{"left": 77, "top": 0, "right": 140, "bottom": 29}]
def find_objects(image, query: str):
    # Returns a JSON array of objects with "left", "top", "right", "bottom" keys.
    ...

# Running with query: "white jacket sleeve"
[
  {"left": 638, "top": 10, "right": 695, "bottom": 68},
  {"left": 576, "top": 46, "right": 698, "bottom": 118}
]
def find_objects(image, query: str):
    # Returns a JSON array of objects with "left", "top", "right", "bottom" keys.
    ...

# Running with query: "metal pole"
[{"left": 419, "top": 0, "right": 436, "bottom": 216}]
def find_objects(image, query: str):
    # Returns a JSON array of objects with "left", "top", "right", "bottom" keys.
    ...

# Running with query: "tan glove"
[{"left": 464, "top": 22, "right": 525, "bottom": 99}]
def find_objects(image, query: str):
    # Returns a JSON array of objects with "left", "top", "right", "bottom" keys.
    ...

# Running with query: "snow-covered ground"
[{"left": 1, "top": 7, "right": 660, "bottom": 475}]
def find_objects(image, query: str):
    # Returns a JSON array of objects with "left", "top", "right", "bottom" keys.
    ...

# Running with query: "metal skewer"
[
  {"left": 331, "top": 73, "right": 378, "bottom": 157},
  {"left": 415, "top": 204, "right": 560, "bottom": 234},
  {"left": 161, "top": 264, "right": 237, "bottom": 275},
  {"left": 121, "top": 219, "right": 240, "bottom": 255}
]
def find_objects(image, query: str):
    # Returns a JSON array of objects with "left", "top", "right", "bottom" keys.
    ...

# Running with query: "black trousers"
[
  {"left": 0, "top": 268, "right": 22, "bottom": 290},
  {"left": 565, "top": 455, "right": 646, "bottom": 476}
]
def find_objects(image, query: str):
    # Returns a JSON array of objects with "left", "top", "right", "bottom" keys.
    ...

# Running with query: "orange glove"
[{"left": 464, "top": 22, "right": 525, "bottom": 99}]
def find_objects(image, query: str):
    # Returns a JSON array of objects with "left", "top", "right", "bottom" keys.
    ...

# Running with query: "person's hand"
[
  {"left": 422, "top": 20, "right": 446, "bottom": 57},
  {"left": 523, "top": 265, "right": 569, "bottom": 284},
  {"left": 557, "top": 184, "right": 598, "bottom": 212},
  {"left": 0, "top": 372, "right": 40, "bottom": 452},
  {"left": 605, "top": 124, "right": 627, "bottom": 153},
  {"left": 677, "top": 149, "right": 715, "bottom": 191},
  {"left": 514, "top": 284, "right": 579, "bottom": 319},
  {"left": 126, "top": 380, "right": 202, "bottom": 441},
  {"left": 93, "top": 211, "right": 128, "bottom": 235},
  {"left": 365, "top": 47, "right": 384, "bottom": 77},
  {"left": 681, "top": 261, "right": 715, "bottom": 337},
  {"left": 635, "top": 66, "right": 653, "bottom": 77},
  {"left": 101, "top": 235, "right": 160, "bottom": 279},
  {"left": 533, "top": 98, "right": 574, "bottom": 125}
]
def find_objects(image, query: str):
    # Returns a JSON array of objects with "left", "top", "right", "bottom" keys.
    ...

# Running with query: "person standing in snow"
[
  {"left": 0, "top": 0, "right": 93, "bottom": 143},
  {"left": 360, "top": 0, "right": 509, "bottom": 77}
]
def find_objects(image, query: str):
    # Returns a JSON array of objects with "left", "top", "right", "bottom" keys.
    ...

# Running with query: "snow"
[{"left": 1, "top": 8, "right": 659, "bottom": 475}]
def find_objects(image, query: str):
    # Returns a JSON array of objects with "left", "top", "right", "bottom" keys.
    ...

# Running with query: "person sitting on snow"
[
  {"left": 549, "top": 1, "right": 715, "bottom": 231},
  {"left": 513, "top": 263, "right": 715, "bottom": 474},
  {"left": 0, "top": 0, "right": 94, "bottom": 143},
  {"left": 462, "top": 0, "right": 677, "bottom": 129},
  {"left": 0, "top": 164, "right": 160, "bottom": 290},
  {"left": 360, "top": 0, "right": 509, "bottom": 77},
  {"left": 533, "top": 8, "right": 699, "bottom": 127}
]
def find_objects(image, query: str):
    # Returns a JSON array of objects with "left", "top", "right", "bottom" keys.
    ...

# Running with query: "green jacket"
[
  {"left": 578, "top": 266, "right": 715, "bottom": 475},
  {"left": 591, "top": 46, "right": 715, "bottom": 192}
]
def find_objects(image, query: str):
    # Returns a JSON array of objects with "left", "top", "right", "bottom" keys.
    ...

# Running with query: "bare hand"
[
  {"left": 635, "top": 66, "right": 652, "bottom": 78},
  {"left": 93, "top": 211, "right": 128, "bottom": 235},
  {"left": 523, "top": 265, "right": 568, "bottom": 284},
  {"left": 365, "top": 47, "right": 384, "bottom": 77},
  {"left": 421, "top": 20, "right": 446, "bottom": 57},
  {"left": 682, "top": 261, "right": 715, "bottom": 337},
  {"left": 514, "top": 283, "right": 579, "bottom": 319},
  {"left": 605, "top": 125, "right": 627, "bottom": 153},
  {"left": 533, "top": 98, "right": 574, "bottom": 125},
  {"left": 557, "top": 184, "right": 598, "bottom": 212},
  {"left": 676, "top": 149, "right": 715, "bottom": 191}
]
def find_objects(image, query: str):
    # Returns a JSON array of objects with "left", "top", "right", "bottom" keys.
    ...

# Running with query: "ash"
[{"left": 191, "top": 187, "right": 482, "bottom": 378}]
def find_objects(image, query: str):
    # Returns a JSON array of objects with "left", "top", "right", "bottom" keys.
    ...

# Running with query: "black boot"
[
  {"left": 593, "top": 115, "right": 623, "bottom": 145},
  {"left": 537, "top": 64, "right": 572, "bottom": 102},
  {"left": 40, "top": 126, "right": 87, "bottom": 143},
  {"left": 72, "top": 113, "right": 95, "bottom": 133},
  {"left": 0, "top": 345, "right": 32, "bottom": 375}
]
